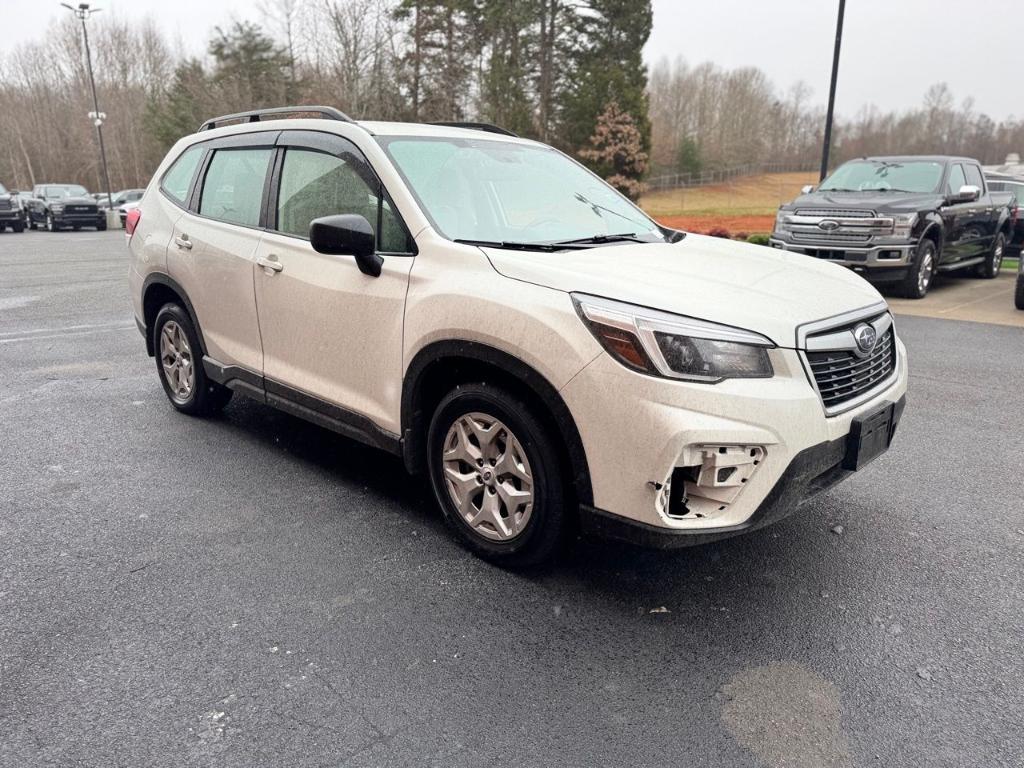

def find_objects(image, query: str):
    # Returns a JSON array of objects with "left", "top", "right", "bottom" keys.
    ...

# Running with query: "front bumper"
[
  {"left": 769, "top": 237, "right": 915, "bottom": 281},
  {"left": 580, "top": 395, "right": 905, "bottom": 548},
  {"left": 53, "top": 211, "right": 103, "bottom": 226},
  {"left": 0, "top": 210, "right": 22, "bottom": 223},
  {"left": 561, "top": 337, "right": 909, "bottom": 545}
]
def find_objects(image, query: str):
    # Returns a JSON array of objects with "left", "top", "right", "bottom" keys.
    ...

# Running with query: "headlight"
[
  {"left": 572, "top": 294, "right": 774, "bottom": 383},
  {"left": 774, "top": 210, "right": 791, "bottom": 233},
  {"left": 892, "top": 213, "right": 917, "bottom": 238}
]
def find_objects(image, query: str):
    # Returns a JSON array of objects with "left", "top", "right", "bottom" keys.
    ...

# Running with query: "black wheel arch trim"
[
  {"left": 140, "top": 272, "right": 207, "bottom": 357},
  {"left": 401, "top": 340, "right": 593, "bottom": 507}
]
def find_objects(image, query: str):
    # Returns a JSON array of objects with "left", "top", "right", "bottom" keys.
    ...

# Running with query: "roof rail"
[
  {"left": 430, "top": 121, "right": 518, "bottom": 138},
  {"left": 198, "top": 105, "right": 355, "bottom": 132}
]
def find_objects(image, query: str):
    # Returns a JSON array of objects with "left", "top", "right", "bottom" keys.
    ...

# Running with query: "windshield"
[
  {"left": 819, "top": 160, "right": 944, "bottom": 193},
  {"left": 45, "top": 185, "right": 88, "bottom": 199},
  {"left": 378, "top": 136, "right": 664, "bottom": 246}
]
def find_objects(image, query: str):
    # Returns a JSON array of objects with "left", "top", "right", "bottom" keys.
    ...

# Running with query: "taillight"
[{"left": 125, "top": 208, "right": 141, "bottom": 236}]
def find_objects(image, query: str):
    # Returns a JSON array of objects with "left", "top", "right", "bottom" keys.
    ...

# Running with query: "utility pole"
[
  {"left": 819, "top": 0, "right": 846, "bottom": 182},
  {"left": 61, "top": 3, "right": 114, "bottom": 210}
]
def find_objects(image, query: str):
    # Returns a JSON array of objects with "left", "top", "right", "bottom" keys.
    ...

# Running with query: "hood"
[
  {"left": 786, "top": 190, "right": 943, "bottom": 214},
  {"left": 484, "top": 234, "right": 884, "bottom": 347}
]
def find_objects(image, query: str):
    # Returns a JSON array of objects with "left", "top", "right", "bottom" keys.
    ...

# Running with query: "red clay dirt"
[{"left": 655, "top": 214, "right": 774, "bottom": 235}]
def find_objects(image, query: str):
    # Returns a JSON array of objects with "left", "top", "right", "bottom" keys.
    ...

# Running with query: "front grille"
[
  {"left": 792, "top": 231, "right": 872, "bottom": 243},
  {"left": 806, "top": 326, "right": 896, "bottom": 409},
  {"left": 796, "top": 208, "right": 875, "bottom": 218},
  {"left": 0, "top": 200, "right": 12, "bottom": 211},
  {"left": 66, "top": 205, "right": 96, "bottom": 214}
]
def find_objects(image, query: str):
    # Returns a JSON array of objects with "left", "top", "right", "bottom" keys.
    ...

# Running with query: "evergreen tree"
[
  {"left": 561, "top": 0, "right": 652, "bottom": 162},
  {"left": 208, "top": 21, "right": 298, "bottom": 110},
  {"left": 578, "top": 101, "right": 649, "bottom": 200},
  {"left": 144, "top": 59, "right": 210, "bottom": 152}
]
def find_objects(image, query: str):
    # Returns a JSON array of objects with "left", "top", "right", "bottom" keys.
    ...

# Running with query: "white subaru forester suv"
[{"left": 128, "top": 106, "right": 908, "bottom": 567}]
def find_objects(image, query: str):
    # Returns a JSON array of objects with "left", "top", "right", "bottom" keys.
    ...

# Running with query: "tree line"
[{"left": 2, "top": 1, "right": 1023, "bottom": 198}]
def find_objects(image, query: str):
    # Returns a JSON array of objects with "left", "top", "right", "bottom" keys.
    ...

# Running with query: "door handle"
[
  {"left": 257, "top": 255, "right": 284, "bottom": 273},
  {"left": 173, "top": 235, "right": 192, "bottom": 250}
]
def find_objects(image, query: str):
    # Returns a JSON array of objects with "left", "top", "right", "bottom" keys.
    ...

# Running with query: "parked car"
[
  {"left": 1017, "top": 256, "right": 1024, "bottom": 310},
  {"left": 99, "top": 188, "right": 145, "bottom": 211},
  {"left": 118, "top": 199, "right": 140, "bottom": 228},
  {"left": 984, "top": 173, "right": 1024, "bottom": 256},
  {"left": 0, "top": 182, "right": 26, "bottom": 232},
  {"left": 770, "top": 156, "right": 1015, "bottom": 298},
  {"left": 25, "top": 184, "right": 106, "bottom": 232},
  {"left": 129, "top": 106, "right": 907, "bottom": 567}
]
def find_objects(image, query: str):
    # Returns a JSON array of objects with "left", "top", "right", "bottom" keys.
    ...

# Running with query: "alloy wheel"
[
  {"left": 441, "top": 412, "right": 534, "bottom": 542},
  {"left": 919, "top": 250, "right": 934, "bottom": 294},
  {"left": 994, "top": 239, "right": 1004, "bottom": 274},
  {"left": 159, "top": 320, "right": 195, "bottom": 403}
]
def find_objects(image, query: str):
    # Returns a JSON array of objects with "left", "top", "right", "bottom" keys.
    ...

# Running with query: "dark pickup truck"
[
  {"left": 25, "top": 184, "right": 107, "bottom": 232},
  {"left": 770, "top": 156, "right": 1015, "bottom": 298}
]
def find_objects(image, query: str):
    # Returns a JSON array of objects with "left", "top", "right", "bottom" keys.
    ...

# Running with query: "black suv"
[
  {"left": 770, "top": 156, "right": 1015, "bottom": 298},
  {"left": 25, "top": 184, "right": 107, "bottom": 232}
]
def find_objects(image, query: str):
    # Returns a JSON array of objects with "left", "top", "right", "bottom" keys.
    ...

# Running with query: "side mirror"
[
  {"left": 801, "top": 184, "right": 816, "bottom": 194},
  {"left": 950, "top": 184, "right": 981, "bottom": 204},
  {"left": 309, "top": 214, "right": 382, "bottom": 277}
]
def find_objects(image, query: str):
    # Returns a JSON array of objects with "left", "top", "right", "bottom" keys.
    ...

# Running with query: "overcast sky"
[{"left": 1, "top": 0, "right": 1018, "bottom": 120}]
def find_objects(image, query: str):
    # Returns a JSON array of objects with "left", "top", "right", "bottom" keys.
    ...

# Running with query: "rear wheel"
[
  {"left": 1015, "top": 275, "right": 1024, "bottom": 310},
  {"left": 901, "top": 239, "right": 937, "bottom": 299},
  {"left": 975, "top": 232, "right": 1005, "bottom": 278},
  {"left": 426, "top": 383, "right": 567, "bottom": 568},
  {"left": 152, "top": 303, "right": 232, "bottom": 416}
]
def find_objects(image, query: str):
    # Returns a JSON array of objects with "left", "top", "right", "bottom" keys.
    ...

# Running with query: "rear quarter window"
[{"left": 161, "top": 145, "right": 204, "bottom": 205}]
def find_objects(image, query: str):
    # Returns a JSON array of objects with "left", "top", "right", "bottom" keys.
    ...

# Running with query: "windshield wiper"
[
  {"left": 454, "top": 238, "right": 579, "bottom": 252},
  {"left": 551, "top": 232, "right": 648, "bottom": 246}
]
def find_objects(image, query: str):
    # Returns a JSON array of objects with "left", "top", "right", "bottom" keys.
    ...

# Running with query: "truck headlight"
[
  {"left": 774, "top": 210, "right": 791, "bottom": 233},
  {"left": 892, "top": 213, "right": 917, "bottom": 238},
  {"left": 572, "top": 294, "right": 775, "bottom": 383}
]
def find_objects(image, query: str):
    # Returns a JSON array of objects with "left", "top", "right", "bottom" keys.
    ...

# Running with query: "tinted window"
[
  {"left": 964, "top": 164, "right": 984, "bottom": 191},
  {"left": 161, "top": 145, "right": 204, "bottom": 204},
  {"left": 276, "top": 148, "right": 408, "bottom": 251},
  {"left": 946, "top": 164, "right": 967, "bottom": 196},
  {"left": 199, "top": 148, "right": 272, "bottom": 227}
]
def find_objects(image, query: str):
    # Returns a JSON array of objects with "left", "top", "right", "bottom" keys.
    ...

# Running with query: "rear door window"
[
  {"left": 199, "top": 148, "right": 273, "bottom": 227},
  {"left": 161, "top": 145, "right": 204, "bottom": 204}
]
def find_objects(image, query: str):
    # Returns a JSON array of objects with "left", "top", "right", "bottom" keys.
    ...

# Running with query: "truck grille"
[
  {"left": 796, "top": 208, "right": 875, "bottom": 218},
  {"left": 66, "top": 205, "right": 96, "bottom": 214},
  {"left": 0, "top": 199, "right": 12, "bottom": 211},
  {"left": 792, "top": 231, "right": 872, "bottom": 243},
  {"left": 806, "top": 326, "right": 896, "bottom": 409}
]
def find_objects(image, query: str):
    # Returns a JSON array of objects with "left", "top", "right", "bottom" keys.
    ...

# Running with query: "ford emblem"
[{"left": 818, "top": 219, "right": 841, "bottom": 231}]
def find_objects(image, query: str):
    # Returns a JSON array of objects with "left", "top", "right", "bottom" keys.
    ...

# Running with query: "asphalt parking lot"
[{"left": 1, "top": 230, "right": 1022, "bottom": 768}]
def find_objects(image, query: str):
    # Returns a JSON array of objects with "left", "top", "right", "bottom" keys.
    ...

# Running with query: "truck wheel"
[
  {"left": 46, "top": 214, "right": 58, "bottom": 232},
  {"left": 975, "top": 232, "right": 1005, "bottom": 279},
  {"left": 901, "top": 239, "right": 936, "bottom": 299},
  {"left": 153, "top": 304, "right": 233, "bottom": 416},
  {"left": 426, "top": 383, "right": 568, "bottom": 568},
  {"left": 12, "top": 221, "right": 24, "bottom": 233},
  {"left": 1015, "top": 275, "right": 1024, "bottom": 310}
]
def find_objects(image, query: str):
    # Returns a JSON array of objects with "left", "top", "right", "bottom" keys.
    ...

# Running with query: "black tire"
[
  {"left": 45, "top": 214, "right": 58, "bottom": 232},
  {"left": 1015, "top": 274, "right": 1024, "bottom": 311},
  {"left": 12, "top": 221, "right": 24, "bottom": 233},
  {"left": 975, "top": 232, "right": 1005, "bottom": 279},
  {"left": 96, "top": 219, "right": 107, "bottom": 232},
  {"left": 152, "top": 303, "right": 232, "bottom": 416},
  {"left": 901, "top": 239, "right": 937, "bottom": 299},
  {"left": 426, "top": 382, "right": 567, "bottom": 568}
]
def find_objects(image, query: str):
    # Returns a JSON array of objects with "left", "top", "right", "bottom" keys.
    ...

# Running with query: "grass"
[{"left": 640, "top": 171, "right": 817, "bottom": 218}]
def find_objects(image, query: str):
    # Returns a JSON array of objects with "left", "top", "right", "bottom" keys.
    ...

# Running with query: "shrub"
[
  {"left": 706, "top": 227, "right": 731, "bottom": 239},
  {"left": 746, "top": 233, "right": 771, "bottom": 246},
  {"left": 734, "top": 231, "right": 750, "bottom": 241}
]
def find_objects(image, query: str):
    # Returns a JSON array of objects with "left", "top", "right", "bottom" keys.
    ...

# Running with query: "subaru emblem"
[{"left": 853, "top": 323, "right": 877, "bottom": 354}]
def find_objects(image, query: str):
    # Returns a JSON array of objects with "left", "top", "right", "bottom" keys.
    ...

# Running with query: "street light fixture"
[
  {"left": 819, "top": 0, "right": 846, "bottom": 182},
  {"left": 61, "top": 2, "right": 114, "bottom": 210}
]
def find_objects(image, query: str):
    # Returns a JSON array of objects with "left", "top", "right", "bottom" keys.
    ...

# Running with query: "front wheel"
[
  {"left": 45, "top": 214, "right": 57, "bottom": 232},
  {"left": 426, "top": 383, "right": 567, "bottom": 568},
  {"left": 12, "top": 221, "right": 24, "bottom": 233},
  {"left": 152, "top": 303, "right": 232, "bottom": 416},
  {"left": 1015, "top": 274, "right": 1024, "bottom": 310},
  {"left": 96, "top": 219, "right": 107, "bottom": 232},
  {"left": 901, "top": 239, "right": 937, "bottom": 299},
  {"left": 976, "top": 232, "right": 1005, "bottom": 279}
]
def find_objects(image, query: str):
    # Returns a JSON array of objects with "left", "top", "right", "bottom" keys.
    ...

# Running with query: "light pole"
[
  {"left": 819, "top": 0, "right": 846, "bottom": 182},
  {"left": 61, "top": 2, "right": 114, "bottom": 210}
]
